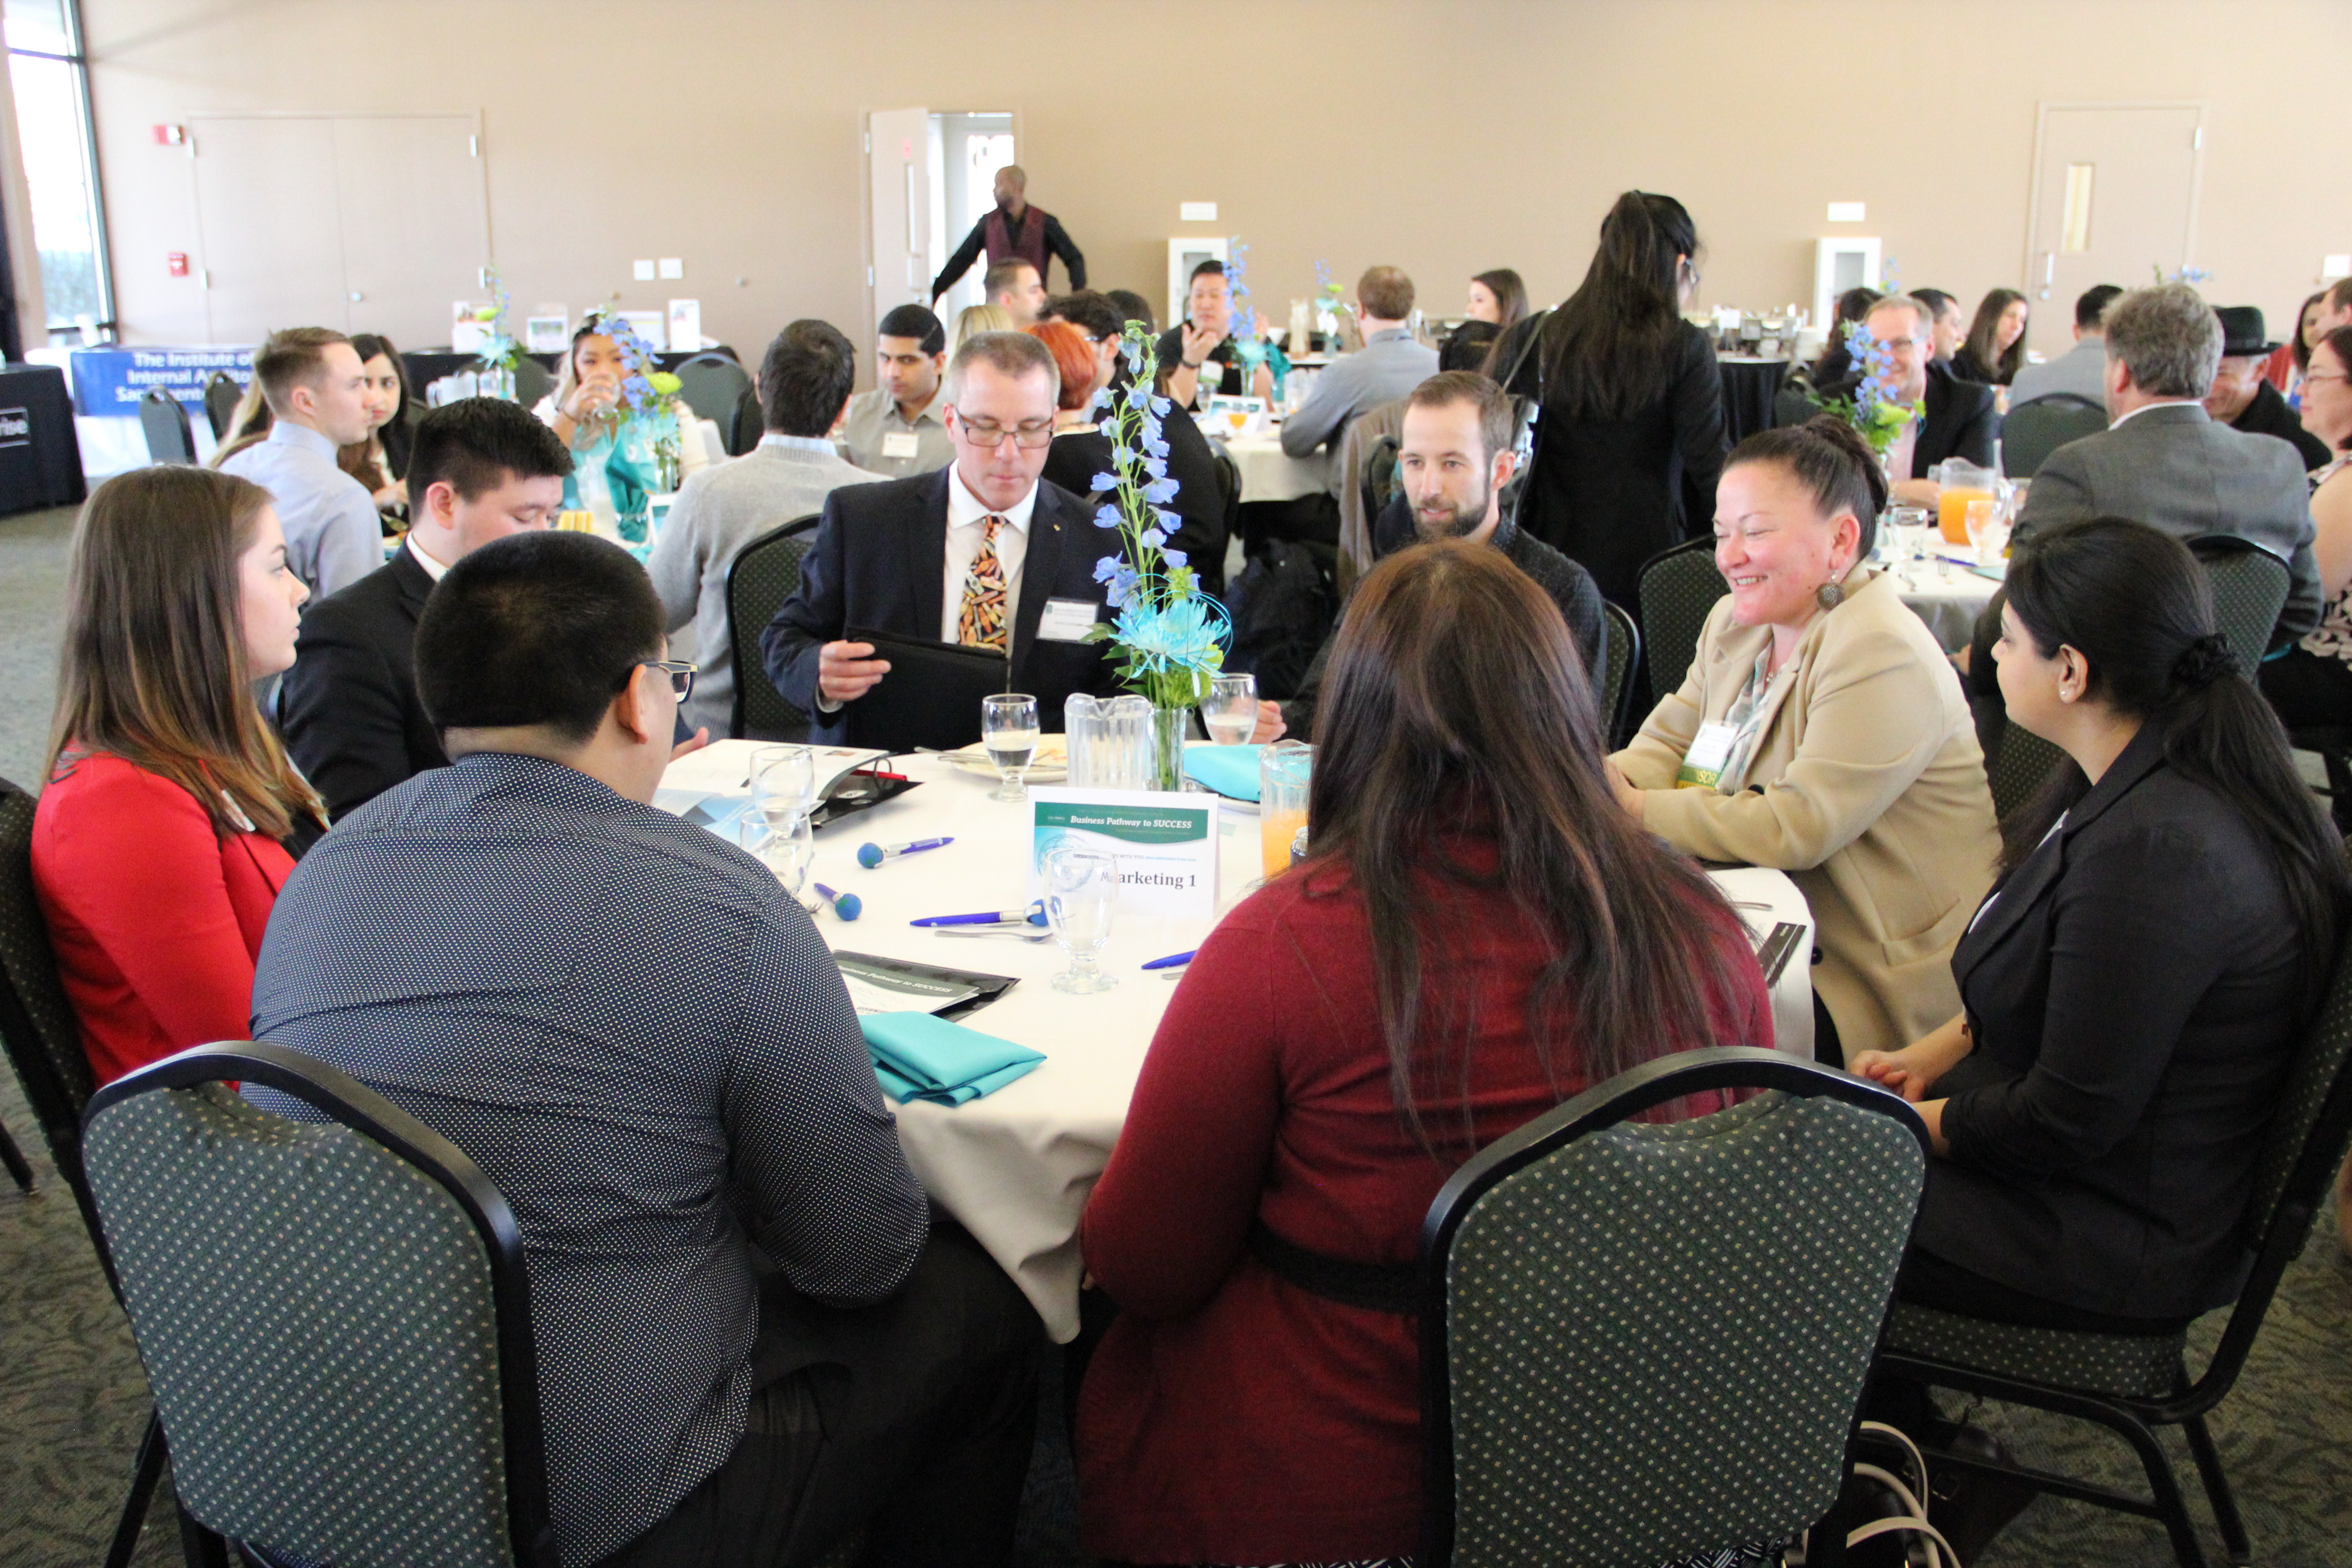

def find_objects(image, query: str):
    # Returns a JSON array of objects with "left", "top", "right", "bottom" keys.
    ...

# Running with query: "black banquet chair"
[
  {"left": 1636, "top": 536, "right": 1729, "bottom": 704},
  {"left": 1598, "top": 599, "right": 1639, "bottom": 747},
  {"left": 2001, "top": 393, "right": 2107, "bottom": 480},
  {"left": 1419, "top": 1046, "right": 1931, "bottom": 1567},
  {"left": 138, "top": 386, "right": 196, "bottom": 465},
  {"left": 82, "top": 1041, "right": 559, "bottom": 1568},
  {"left": 725, "top": 514, "right": 823, "bottom": 741},
  {"left": 201, "top": 372, "right": 243, "bottom": 441},
  {"left": 1872, "top": 874, "right": 2352, "bottom": 1568}
]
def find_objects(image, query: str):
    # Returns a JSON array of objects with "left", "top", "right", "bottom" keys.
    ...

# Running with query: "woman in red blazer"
[
  {"left": 33, "top": 465, "right": 325, "bottom": 1086},
  {"left": 1076, "top": 538, "right": 1774, "bottom": 1566}
]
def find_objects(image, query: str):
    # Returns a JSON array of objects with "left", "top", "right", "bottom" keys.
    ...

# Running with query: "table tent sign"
[{"left": 1025, "top": 788, "right": 1220, "bottom": 920}]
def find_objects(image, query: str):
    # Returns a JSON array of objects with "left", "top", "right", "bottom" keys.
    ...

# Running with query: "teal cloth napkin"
[
  {"left": 863, "top": 1010, "right": 1044, "bottom": 1106},
  {"left": 1183, "top": 744, "right": 1264, "bottom": 802}
]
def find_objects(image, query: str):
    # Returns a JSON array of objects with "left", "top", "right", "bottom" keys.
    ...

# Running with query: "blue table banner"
[{"left": 68, "top": 345, "right": 254, "bottom": 417}]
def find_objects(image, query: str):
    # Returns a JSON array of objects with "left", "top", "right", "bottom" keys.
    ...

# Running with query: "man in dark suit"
[
  {"left": 1965, "top": 284, "right": 2321, "bottom": 707},
  {"left": 278, "top": 398, "right": 574, "bottom": 821},
  {"left": 1824, "top": 294, "right": 1999, "bottom": 510},
  {"left": 2205, "top": 305, "right": 2333, "bottom": 471}
]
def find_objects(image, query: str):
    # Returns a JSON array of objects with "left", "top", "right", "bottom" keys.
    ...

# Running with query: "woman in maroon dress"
[{"left": 1076, "top": 539, "right": 1774, "bottom": 1566}]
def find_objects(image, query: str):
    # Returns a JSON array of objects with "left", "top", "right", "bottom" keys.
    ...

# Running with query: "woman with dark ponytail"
[
  {"left": 1611, "top": 416, "right": 2001, "bottom": 1064},
  {"left": 1856, "top": 517, "right": 2348, "bottom": 1330},
  {"left": 1506, "top": 191, "right": 1728, "bottom": 605}
]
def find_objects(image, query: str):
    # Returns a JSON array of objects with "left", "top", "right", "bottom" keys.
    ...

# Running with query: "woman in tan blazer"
[{"left": 1608, "top": 417, "right": 2000, "bottom": 1062}]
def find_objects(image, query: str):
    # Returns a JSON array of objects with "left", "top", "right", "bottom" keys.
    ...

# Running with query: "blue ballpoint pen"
[
  {"left": 910, "top": 903, "right": 1046, "bottom": 928},
  {"left": 1140, "top": 949, "right": 1198, "bottom": 971},
  {"left": 857, "top": 836, "right": 954, "bottom": 867}
]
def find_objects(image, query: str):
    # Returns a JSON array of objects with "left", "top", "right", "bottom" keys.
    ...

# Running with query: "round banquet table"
[
  {"left": 1718, "top": 356, "right": 1792, "bottom": 445},
  {"left": 659, "top": 742, "right": 1818, "bottom": 1339},
  {"left": 1890, "top": 546, "right": 2003, "bottom": 654},
  {"left": 1215, "top": 427, "right": 1332, "bottom": 503}
]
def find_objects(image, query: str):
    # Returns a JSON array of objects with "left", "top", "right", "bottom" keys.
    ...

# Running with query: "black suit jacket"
[
  {"left": 760, "top": 469, "right": 1121, "bottom": 745},
  {"left": 1912, "top": 727, "right": 2309, "bottom": 1319},
  {"left": 1041, "top": 407, "right": 1226, "bottom": 595},
  {"left": 1821, "top": 359, "right": 1999, "bottom": 478},
  {"left": 279, "top": 544, "right": 446, "bottom": 822},
  {"left": 2232, "top": 378, "right": 2334, "bottom": 472}
]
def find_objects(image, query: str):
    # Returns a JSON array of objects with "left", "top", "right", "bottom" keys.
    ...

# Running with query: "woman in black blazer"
[
  {"left": 1856, "top": 518, "right": 2347, "bottom": 1331},
  {"left": 1508, "top": 191, "right": 1727, "bottom": 608}
]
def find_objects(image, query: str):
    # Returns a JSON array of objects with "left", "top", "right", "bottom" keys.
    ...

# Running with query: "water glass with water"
[
  {"left": 1200, "top": 674, "right": 1258, "bottom": 747},
  {"left": 982, "top": 693, "right": 1040, "bottom": 802},
  {"left": 1042, "top": 846, "right": 1120, "bottom": 994},
  {"left": 751, "top": 745, "right": 817, "bottom": 835}
]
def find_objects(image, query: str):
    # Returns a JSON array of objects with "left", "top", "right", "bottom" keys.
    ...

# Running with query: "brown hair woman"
[{"left": 31, "top": 465, "right": 325, "bottom": 1084}]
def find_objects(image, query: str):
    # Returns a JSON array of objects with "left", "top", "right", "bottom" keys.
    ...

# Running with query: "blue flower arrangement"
[
  {"left": 1808, "top": 321, "right": 1919, "bottom": 460},
  {"left": 1082, "top": 324, "right": 1230, "bottom": 720},
  {"left": 577, "top": 304, "right": 687, "bottom": 542}
]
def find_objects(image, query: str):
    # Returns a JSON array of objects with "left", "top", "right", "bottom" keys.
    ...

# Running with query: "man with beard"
[
  {"left": 930, "top": 164, "right": 1087, "bottom": 303},
  {"left": 1279, "top": 371, "right": 1606, "bottom": 734}
]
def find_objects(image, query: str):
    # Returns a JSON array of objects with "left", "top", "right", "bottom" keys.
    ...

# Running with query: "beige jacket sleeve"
[
  {"left": 1615, "top": 657, "right": 1710, "bottom": 789},
  {"left": 1637, "top": 626, "right": 1957, "bottom": 871}
]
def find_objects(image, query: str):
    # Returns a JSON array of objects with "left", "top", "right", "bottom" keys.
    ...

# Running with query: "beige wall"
[{"left": 82, "top": 0, "right": 2352, "bottom": 382}]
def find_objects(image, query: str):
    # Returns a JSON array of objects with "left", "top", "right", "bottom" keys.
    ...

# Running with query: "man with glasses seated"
[
  {"left": 1817, "top": 293, "right": 1999, "bottom": 512},
  {"left": 762, "top": 330, "right": 1125, "bottom": 743},
  {"left": 252, "top": 530, "right": 1041, "bottom": 1568}
]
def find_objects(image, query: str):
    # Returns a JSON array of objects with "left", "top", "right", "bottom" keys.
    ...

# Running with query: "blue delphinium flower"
[
  {"left": 1093, "top": 504, "right": 1121, "bottom": 529},
  {"left": 1089, "top": 471, "right": 1117, "bottom": 491}
]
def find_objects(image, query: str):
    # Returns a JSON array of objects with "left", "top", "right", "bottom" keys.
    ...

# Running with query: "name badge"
[
  {"left": 882, "top": 431, "right": 921, "bottom": 460},
  {"left": 1676, "top": 720, "right": 1739, "bottom": 790},
  {"left": 1037, "top": 598, "right": 1102, "bottom": 643}
]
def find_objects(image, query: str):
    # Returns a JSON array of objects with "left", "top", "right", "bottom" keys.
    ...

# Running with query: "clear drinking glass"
[
  {"left": 732, "top": 810, "right": 815, "bottom": 902},
  {"left": 750, "top": 745, "right": 817, "bottom": 833},
  {"left": 1200, "top": 673, "right": 1258, "bottom": 747},
  {"left": 1042, "top": 845, "right": 1120, "bottom": 994},
  {"left": 982, "top": 693, "right": 1041, "bottom": 803},
  {"left": 1964, "top": 498, "right": 1999, "bottom": 565}
]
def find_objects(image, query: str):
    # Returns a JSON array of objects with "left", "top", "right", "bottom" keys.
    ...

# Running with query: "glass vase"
[{"left": 1147, "top": 705, "right": 1187, "bottom": 793}]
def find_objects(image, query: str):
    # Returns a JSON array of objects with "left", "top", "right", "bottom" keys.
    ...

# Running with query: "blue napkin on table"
[
  {"left": 862, "top": 1011, "right": 1044, "bottom": 1106},
  {"left": 1183, "top": 744, "right": 1263, "bottom": 802}
]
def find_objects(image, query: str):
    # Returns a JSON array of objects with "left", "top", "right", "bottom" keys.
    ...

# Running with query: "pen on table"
[
  {"left": 910, "top": 904, "right": 1045, "bottom": 928},
  {"left": 857, "top": 836, "right": 953, "bottom": 867},
  {"left": 1140, "top": 949, "right": 1197, "bottom": 971},
  {"left": 812, "top": 882, "right": 862, "bottom": 920}
]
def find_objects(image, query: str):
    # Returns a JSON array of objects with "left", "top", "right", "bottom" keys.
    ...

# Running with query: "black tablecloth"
[
  {"left": 402, "top": 344, "right": 738, "bottom": 394},
  {"left": 1720, "top": 358, "right": 1790, "bottom": 446},
  {"left": 0, "top": 363, "right": 85, "bottom": 516}
]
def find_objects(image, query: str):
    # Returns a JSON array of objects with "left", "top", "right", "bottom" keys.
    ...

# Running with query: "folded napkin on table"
[
  {"left": 1182, "top": 744, "right": 1264, "bottom": 802},
  {"left": 862, "top": 1010, "right": 1044, "bottom": 1106}
]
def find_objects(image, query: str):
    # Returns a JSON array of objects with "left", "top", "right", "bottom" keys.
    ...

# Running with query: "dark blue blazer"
[
  {"left": 759, "top": 468, "right": 1120, "bottom": 744},
  {"left": 1914, "top": 725, "right": 2312, "bottom": 1319}
]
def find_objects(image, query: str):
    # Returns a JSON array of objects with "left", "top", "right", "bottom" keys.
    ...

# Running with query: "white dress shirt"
[
  {"left": 219, "top": 421, "right": 383, "bottom": 596},
  {"left": 405, "top": 532, "right": 451, "bottom": 581},
  {"left": 941, "top": 464, "right": 1036, "bottom": 644}
]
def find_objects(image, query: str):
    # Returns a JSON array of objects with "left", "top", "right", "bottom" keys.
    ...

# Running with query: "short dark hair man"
[
  {"left": 763, "top": 331, "right": 1129, "bottom": 748},
  {"left": 984, "top": 258, "right": 1045, "bottom": 327},
  {"left": 218, "top": 326, "right": 382, "bottom": 595},
  {"left": 1282, "top": 371, "right": 1607, "bottom": 734},
  {"left": 1104, "top": 288, "right": 1156, "bottom": 335},
  {"left": 2010, "top": 282, "right": 2125, "bottom": 406},
  {"left": 279, "top": 396, "right": 572, "bottom": 823},
  {"left": 1911, "top": 288, "right": 1966, "bottom": 364},
  {"left": 2205, "top": 305, "right": 2333, "bottom": 470},
  {"left": 1158, "top": 259, "right": 1274, "bottom": 412},
  {"left": 252, "top": 529, "right": 1039, "bottom": 1567},
  {"left": 839, "top": 303, "right": 952, "bottom": 479},
  {"left": 649, "top": 320, "right": 889, "bottom": 737},
  {"left": 927, "top": 163, "right": 1086, "bottom": 303}
]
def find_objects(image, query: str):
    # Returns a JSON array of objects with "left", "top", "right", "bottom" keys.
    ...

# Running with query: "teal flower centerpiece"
[
  {"left": 1808, "top": 321, "right": 1919, "bottom": 464},
  {"left": 1222, "top": 237, "right": 1287, "bottom": 397},
  {"left": 469, "top": 265, "right": 520, "bottom": 397},
  {"left": 579, "top": 305, "right": 687, "bottom": 545},
  {"left": 1083, "top": 323, "right": 1232, "bottom": 789}
]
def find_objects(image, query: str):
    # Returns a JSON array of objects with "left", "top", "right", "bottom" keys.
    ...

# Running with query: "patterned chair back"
[
  {"left": 82, "top": 1042, "right": 554, "bottom": 1568},
  {"left": 1420, "top": 1047, "right": 1928, "bottom": 1568},
  {"left": 1637, "top": 537, "right": 1730, "bottom": 702},
  {"left": 1984, "top": 720, "right": 2070, "bottom": 823},
  {"left": 0, "top": 777, "right": 105, "bottom": 1232},
  {"left": 672, "top": 353, "right": 753, "bottom": 429},
  {"left": 2000, "top": 394, "right": 2106, "bottom": 480},
  {"left": 729, "top": 383, "right": 765, "bottom": 457},
  {"left": 725, "top": 515, "right": 822, "bottom": 740},
  {"left": 1600, "top": 600, "right": 1640, "bottom": 747},
  {"left": 2188, "top": 534, "right": 2292, "bottom": 676}
]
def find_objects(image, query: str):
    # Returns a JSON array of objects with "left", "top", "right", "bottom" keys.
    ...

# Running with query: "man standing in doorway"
[{"left": 930, "top": 165, "right": 1087, "bottom": 303}]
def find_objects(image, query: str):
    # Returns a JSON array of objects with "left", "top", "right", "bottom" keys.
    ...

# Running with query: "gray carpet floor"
[{"left": 3, "top": 500, "right": 2348, "bottom": 1565}]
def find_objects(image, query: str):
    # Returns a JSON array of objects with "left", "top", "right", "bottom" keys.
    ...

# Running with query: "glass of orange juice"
[
  {"left": 1938, "top": 486, "right": 1993, "bottom": 544},
  {"left": 1258, "top": 740, "right": 1313, "bottom": 880}
]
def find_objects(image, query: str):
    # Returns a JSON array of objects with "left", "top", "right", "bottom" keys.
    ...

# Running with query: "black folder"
[{"left": 841, "top": 626, "right": 1014, "bottom": 754}]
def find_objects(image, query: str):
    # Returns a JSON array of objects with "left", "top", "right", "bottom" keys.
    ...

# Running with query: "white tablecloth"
[
  {"left": 660, "top": 742, "right": 1816, "bottom": 1338},
  {"left": 1216, "top": 429, "right": 1330, "bottom": 503},
  {"left": 1891, "top": 547, "right": 2003, "bottom": 652}
]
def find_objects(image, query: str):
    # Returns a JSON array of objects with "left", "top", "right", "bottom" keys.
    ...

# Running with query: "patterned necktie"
[{"left": 958, "top": 514, "right": 1009, "bottom": 653}]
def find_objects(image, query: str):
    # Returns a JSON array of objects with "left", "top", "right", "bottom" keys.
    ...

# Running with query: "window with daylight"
[{"left": 5, "top": 0, "right": 112, "bottom": 338}]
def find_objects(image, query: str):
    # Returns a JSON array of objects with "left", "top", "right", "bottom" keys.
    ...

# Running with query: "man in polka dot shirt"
[{"left": 250, "top": 531, "right": 1040, "bottom": 1568}]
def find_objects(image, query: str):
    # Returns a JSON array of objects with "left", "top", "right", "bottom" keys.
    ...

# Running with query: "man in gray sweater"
[
  {"left": 1280, "top": 265, "right": 1441, "bottom": 487},
  {"left": 648, "top": 320, "right": 887, "bottom": 736}
]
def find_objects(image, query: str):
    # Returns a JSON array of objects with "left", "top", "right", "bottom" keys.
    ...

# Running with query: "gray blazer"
[{"left": 2011, "top": 401, "right": 2321, "bottom": 639}]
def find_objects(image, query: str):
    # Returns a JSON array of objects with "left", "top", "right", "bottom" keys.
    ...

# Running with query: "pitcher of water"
[{"left": 1064, "top": 692, "right": 1155, "bottom": 790}]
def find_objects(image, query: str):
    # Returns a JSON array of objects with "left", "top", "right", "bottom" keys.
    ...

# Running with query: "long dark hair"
[
  {"left": 1963, "top": 288, "right": 2030, "bottom": 384},
  {"left": 2293, "top": 292, "right": 2330, "bottom": 375},
  {"left": 1540, "top": 191, "right": 1699, "bottom": 421},
  {"left": 49, "top": 468, "right": 327, "bottom": 842},
  {"left": 1810, "top": 286, "right": 1884, "bottom": 383},
  {"left": 2001, "top": 518, "right": 2346, "bottom": 1018},
  {"left": 1306, "top": 540, "right": 1759, "bottom": 1153},
  {"left": 1472, "top": 267, "right": 1529, "bottom": 328}
]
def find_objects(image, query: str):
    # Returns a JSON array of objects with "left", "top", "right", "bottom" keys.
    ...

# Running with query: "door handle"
[{"left": 2038, "top": 252, "right": 2054, "bottom": 300}]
